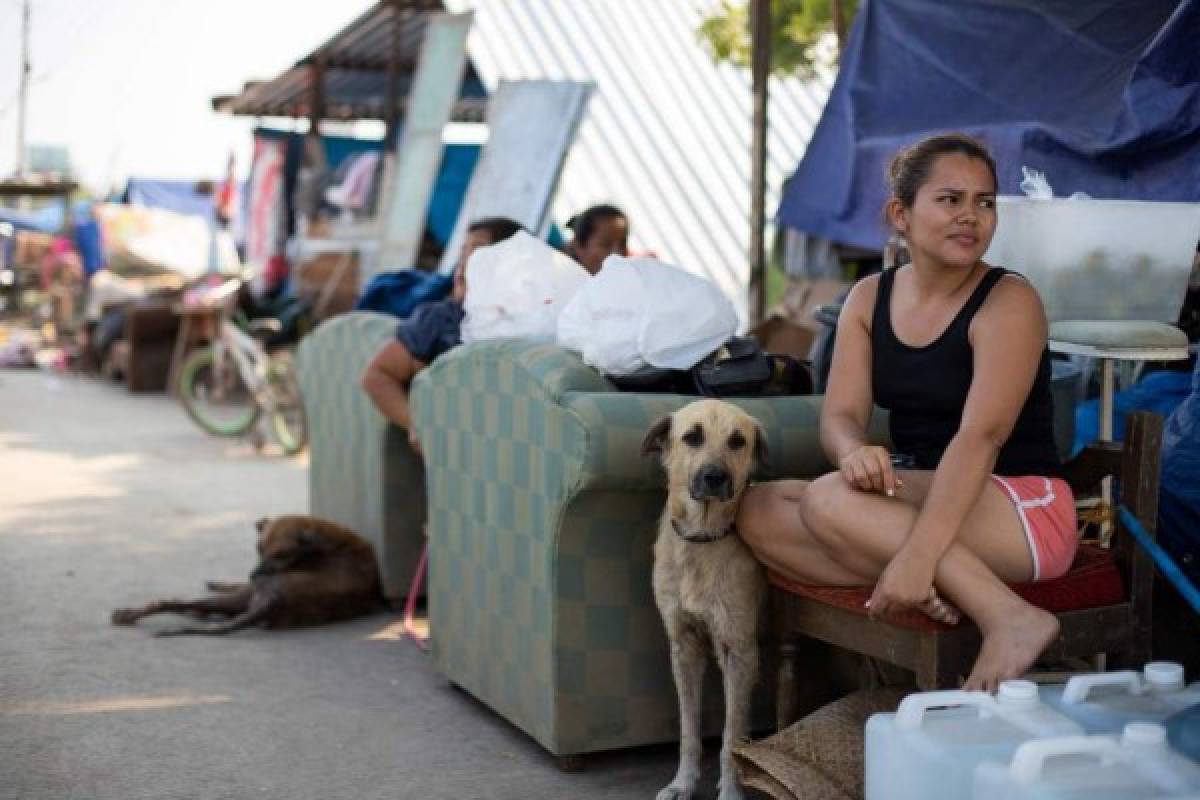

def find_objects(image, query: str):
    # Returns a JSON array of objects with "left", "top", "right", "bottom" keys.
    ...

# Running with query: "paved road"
[{"left": 0, "top": 369, "right": 691, "bottom": 799}]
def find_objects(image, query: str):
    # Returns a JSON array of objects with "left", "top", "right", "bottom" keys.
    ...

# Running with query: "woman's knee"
[
  {"left": 737, "top": 482, "right": 800, "bottom": 553},
  {"left": 799, "top": 473, "right": 854, "bottom": 551}
]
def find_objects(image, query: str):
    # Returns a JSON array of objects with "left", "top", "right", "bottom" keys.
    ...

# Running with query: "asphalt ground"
[{"left": 0, "top": 368, "right": 705, "bottom": 800}]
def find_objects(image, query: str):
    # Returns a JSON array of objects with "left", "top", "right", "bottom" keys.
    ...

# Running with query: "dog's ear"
[
  {"left": 255, "top": 517, "right": 271, "bottom": 534},
  {"left": 752, "top": 424, "right": 769, "bottom": 474},
  {"left": 641, "top": 415, "right": 672, "bottom": 457}
]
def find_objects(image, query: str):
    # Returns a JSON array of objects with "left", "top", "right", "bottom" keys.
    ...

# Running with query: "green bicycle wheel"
[
  {"left": 267, "top": 352, "right": 307, "bottom": 455},
  {"left": 178, "top": 348, "right": 260, "bottom": 437}
]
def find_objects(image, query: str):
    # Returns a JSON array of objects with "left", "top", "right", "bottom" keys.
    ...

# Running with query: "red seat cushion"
[{"left": 768, "top": 544, "right": 1125, "bottom": 633}]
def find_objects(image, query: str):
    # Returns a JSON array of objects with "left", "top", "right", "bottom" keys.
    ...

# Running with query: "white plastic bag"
[
  {"left": 460, "top": 231, "right": 591, "bottom": 344},
  {"left": 556, "top": 255, "right": 738, "bottom": 375},
  {"left": 1019, "top": 166, "right": 1054, "bottom": 199}
]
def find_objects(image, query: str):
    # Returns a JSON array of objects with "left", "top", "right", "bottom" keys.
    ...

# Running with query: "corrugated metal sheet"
[{"left": 446, "top": 0, "right": 831, "bottom": 318}]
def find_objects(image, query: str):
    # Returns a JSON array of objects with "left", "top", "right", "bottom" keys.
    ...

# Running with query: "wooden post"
[
  {"left": 385, "top": 0, "right": 403, "bottom": 147},
  {"left": 1117, "top": 411, "right": 1163, "bottom": 666},
  {"left": 748, "top": 0, "right": 771, "bottom": 326},
  {"left": 308, "top": 58, "right": 326, "bottom": 138},
  {"left": 832, "top": 0, "right": 847, "bottom": 53}
]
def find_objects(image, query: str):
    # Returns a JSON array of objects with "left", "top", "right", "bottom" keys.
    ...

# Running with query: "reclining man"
[{"left": 361, "top": 217, "right": 523, "bottom": 453}]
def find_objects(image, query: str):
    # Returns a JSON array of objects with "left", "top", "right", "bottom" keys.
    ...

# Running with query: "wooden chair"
[
  {"left": 772, "top": 411, "right": 1164, "bottom": 727},
  {"left": 123, "top": 301, "right": 182, "bottom": 393}
]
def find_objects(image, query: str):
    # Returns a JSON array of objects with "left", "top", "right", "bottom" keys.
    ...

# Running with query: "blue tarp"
[
  {"left": 0, "top": 203, "right": 64, "bottom": 234},
  {"left": 123, "top": 179, "right": 223, "bottom": 219},
  {"left": 1072, "top": 368, "right": 1193, "bottom": 456},
  {"left": 777, "top": 0, "right": 1200, "bottom": 250},
  {"left": 0, "top": 201, "right": 104, "bottom": 274},
  {"left": 1161, "top": 357, "right": 1200, "bottom": 586}
]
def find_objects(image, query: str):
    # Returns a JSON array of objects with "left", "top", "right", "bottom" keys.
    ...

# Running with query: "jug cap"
[
  {"left": 997, "top": 680, "right": 1038, "bottom": 707},
  {"left": 1123, "top": 722, "right": 1168, "bottom": 747},
  {"left": 1144, "top": 662, "right": 1185, "bottom": 691}
]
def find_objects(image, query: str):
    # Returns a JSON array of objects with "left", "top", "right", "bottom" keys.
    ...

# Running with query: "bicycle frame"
[
  {"left": 211, "top": 317, "right": 278, "bottom": 412},
  {"left": 194, "top": 277, "right": 280, "bottom": 414}
]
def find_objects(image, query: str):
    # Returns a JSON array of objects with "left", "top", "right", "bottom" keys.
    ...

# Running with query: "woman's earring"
[{"left": 885, "top": 234, "right": 907, "bottom": 269}]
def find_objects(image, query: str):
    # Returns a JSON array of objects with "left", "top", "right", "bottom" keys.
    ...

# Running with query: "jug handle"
[
  {"left": 1061, "top": 671, "right": 1142, "bottom": 704},
  {"left": 894, "top": 690, "right": 995, "bottom": 730},
  {"left": 1008, "top": 736, "right": 1123, "bottom": 784}
]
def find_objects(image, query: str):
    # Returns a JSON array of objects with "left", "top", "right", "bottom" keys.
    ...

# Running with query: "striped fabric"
[
  {"left": 412, "top": 338, "right": 889, "bottom": 755},
  {"left": 296, "top": 311, "right": 427, "bottom": 601}
]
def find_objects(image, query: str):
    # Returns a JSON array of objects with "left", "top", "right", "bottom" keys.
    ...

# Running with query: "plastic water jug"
[
  {"left": 1166, "top": 703, "right": 1200, "bottom": 762},
  {"left": 973, "top": 723, "right": 1200, "bottom": 799},
  {"left": 1041, "top": 662, "right": 1200, "bottom": 734},
  {"left": 865, "top": 681, "right": 1083, "bottom": 800}
]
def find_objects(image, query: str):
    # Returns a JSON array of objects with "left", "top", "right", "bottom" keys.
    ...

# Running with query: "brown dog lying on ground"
[{"left": 111, "top": 515, "right": 383, "bottom": 636}]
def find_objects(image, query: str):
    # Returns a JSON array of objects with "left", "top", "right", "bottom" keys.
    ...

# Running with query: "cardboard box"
[
  {"left": 751, "top": 278, "right": 850, "bottom": 360},
  {"left": 13, "top": 231, "right": 54, "bottom": 269},
  {"left": 774, "top": 278, "right": 850, "bottom": 332},
  {"left": 296, "top": 251, "right": 360, "bottom": 319},
  {"left": 749, "top": 314, "right": 817, "bottom": 361}
]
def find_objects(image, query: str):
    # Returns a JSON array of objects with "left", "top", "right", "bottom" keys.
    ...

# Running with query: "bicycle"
[{"left": 175, "top": 276, "right": 307, "bottom": 455}]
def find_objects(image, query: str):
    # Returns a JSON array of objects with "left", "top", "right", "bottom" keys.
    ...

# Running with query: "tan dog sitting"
[
  {"left": 112, "top": 515, "right": 382, "bottom": 636},
  {"left": 642, "top": 399, "right": 768, "bottom": 800}
]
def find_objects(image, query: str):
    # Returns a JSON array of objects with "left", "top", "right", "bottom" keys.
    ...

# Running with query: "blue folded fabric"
[{"left": 355, "top": 269, "right": 453, "bottom": 318}]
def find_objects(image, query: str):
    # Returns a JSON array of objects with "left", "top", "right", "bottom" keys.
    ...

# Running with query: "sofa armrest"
[
  {"left": 563, "top": 393, "right": 891, "bottom": 492},
  {"left": 413, "top": 339, "right": 614, "bottom": 405},
  {"left": 296, "top": 310, "right": 427, "bottom": 599}
]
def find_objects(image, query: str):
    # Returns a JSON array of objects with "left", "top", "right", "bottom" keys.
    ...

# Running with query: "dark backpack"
[
  {"left": 608, "top": 336, "right": 813, "bottom": 397},
  {"left": 691, "top": 336, "right": 813, "bottom": 397}
]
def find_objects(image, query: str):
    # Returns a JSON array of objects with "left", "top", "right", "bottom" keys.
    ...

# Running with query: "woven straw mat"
[{"left": 733, "top": 689, "right": 906, "bottom": 800}]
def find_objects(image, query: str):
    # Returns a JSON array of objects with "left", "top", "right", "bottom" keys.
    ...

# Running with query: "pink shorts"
[{"left": 989, "top": 475, "right": 1079, "bottom": 582}]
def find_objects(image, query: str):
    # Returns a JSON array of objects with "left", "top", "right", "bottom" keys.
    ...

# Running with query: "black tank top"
[{"left": 870, "top": 266, "right": 1060, "bottom": 477}]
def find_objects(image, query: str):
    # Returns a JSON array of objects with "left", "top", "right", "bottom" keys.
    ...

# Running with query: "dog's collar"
[{"left": 671, "top": 518, "right": 735, "bottom": 544}]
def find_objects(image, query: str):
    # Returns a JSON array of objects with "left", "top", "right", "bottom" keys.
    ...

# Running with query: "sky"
[{"left": 0, "top": 0, "right": 378, "bottom": 193}]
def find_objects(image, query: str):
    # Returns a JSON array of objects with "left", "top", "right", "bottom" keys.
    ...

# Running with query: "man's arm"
[{"left": 361, "top": 339, "right": 428, "bottom": 432}]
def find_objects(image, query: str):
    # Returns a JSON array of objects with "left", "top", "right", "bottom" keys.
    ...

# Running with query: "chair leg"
[
  {"left": 776, "top": 638, "right": 799, "bottom": 731},
  {"left": 919, "top": 630, "right": 977, "bottom": 690},
  {"left": 557, "top": 755, "right": 585, "bottom": 773},
  {"left": 915, "top": 660, "right": 940, "bottom": 691}
]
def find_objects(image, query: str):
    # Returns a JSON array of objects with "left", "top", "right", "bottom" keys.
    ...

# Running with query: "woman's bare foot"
[
  {"left": 918, "top": 588, "right": 961, "bottom": 626},
  {"left": 964, "top": 604, "right": 1060, "bottom": 692}
]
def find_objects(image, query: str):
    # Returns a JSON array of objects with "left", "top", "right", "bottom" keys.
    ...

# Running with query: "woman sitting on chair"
[{"left": 738, "top": 133, "right": 1077, "bottom": 692}]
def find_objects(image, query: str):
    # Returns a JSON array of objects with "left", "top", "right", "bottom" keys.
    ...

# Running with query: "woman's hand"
[
  {"left": 838, "top": 445, "right": 903, "bottom": 496},
  {"left": 867, "top": 546, "right": 938, "bottom": 620},
  {"left": 408, "top": 427, "right": 423, "bottom": 457}
]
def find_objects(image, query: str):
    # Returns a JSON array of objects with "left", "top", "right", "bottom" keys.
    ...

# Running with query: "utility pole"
[
  {"left": 16, "top": 0, "right": 31, "bottom": 176},
  {"left": 832, "top": 0, "right": 846, "bottom": 52},
  {"left": 748, "top": 0, "right": 771, "bottom": 326}
]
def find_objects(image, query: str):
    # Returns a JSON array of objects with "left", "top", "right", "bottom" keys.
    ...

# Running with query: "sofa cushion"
[{"left": 768, "top": 544, "right": 1124, "bottom": 632}]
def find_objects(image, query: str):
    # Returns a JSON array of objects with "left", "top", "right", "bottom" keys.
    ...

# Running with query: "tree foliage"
[{"left": 697, "top": 0, "right": 859, "bottom": 76}]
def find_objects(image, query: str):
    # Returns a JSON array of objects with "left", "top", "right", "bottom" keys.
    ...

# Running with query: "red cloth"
[
  {"left": 768, "top": 544, "right": 1124, "bottom": 633},
  {"left": 264, "top": 255, "right": 290, "bottom": 293}
]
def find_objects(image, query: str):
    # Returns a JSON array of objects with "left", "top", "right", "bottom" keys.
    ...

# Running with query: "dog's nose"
[{"left": 691, "top": 465, "right": 733, "bottom": 500}]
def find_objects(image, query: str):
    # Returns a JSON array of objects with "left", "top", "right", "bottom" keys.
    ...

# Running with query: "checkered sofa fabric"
[
  {"left": 296, "top": 311, "right": 426, "bottom": 600},
  {"left": 412, "top": 339, "right": 888, "bottom": 755}
]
